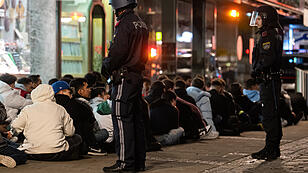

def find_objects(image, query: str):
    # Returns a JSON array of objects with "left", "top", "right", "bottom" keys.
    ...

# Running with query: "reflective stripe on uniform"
[{"left": 115, "top": 79, "right": 126, "bottom": 168}]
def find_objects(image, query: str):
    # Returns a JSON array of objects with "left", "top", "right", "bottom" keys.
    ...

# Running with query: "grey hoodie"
[
  {"left": 186, "top": 86, "right": 216, "bottom": 131},
  {"left": 0, "top": 81, "right": 32, "bottom": 122}
]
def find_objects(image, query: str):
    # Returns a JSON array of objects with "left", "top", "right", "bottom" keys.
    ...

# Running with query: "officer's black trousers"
[
  {"left": 111, "top": 72, "right": 146, "bottom": 169},
  {"left": 260, "top": 78, "right": 282, "bottom": 149}
]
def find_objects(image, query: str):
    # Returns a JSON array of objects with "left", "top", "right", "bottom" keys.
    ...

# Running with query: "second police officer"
[
  {"left": 249, "top": 5, "right": 283, "bottom": 161},
  {"left": 101, "top": 0, "right": 149, "bottom": 172}
]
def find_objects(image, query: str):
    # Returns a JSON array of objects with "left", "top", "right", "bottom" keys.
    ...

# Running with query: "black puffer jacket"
[
  {"left": 150, "top": 99, "right": 179, "bottom": 136},
  {"left": 54, "top": 94, "right": 97, "bottom": 148},
  {"left": 175, "top": 88, "right": 196, "bottom": 106}
]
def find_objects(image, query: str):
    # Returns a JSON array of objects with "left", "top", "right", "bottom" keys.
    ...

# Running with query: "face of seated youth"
[
  {"left": 77, "top": 82, "right": 91, "bottom": 99},
  {"left": 58, "top": 89, "right": 73, "bottom": 99}
]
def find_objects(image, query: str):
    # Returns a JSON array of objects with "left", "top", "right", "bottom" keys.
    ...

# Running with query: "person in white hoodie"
[
  {"left": 90, "top": 87, "right": 113, "bottom": 143},
  {"left": 11, "top": 84, "right": 82, "bottom": 161},
  {"left": 0, "top": 73, "right": 32, "bottom": 122},
  {"left": 186, "top": 77, "right": 219, "bottom": 139}
]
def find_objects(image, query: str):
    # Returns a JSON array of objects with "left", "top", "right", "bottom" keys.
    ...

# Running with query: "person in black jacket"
[
  {"left": 52, "top": 80, "right": 107, "bottom": 156},
  {"left": 101, "top": 0, "right": 149, "bottom": 172},
  {"left": 0, "top": 101, "right": 27, "bottom": 168},
  {"left": 150, "top": 91, "right": 179, "bottom": 137},
  {"left": 230, "top": 83, "right": 263, "bottom": 131},
  {"left": 209, "top": 79, "right": 240, "bottom": 136},
  {"left": 175, "top": 79, "right": 196, "bottom": 105},
  {"left": 291, "top": 92, "right": 308, "bottom": 121},
  {"left": 150, "top": 91, "right": 184, "bottom": 146},
  {"left": 250, "top": 5, "right": 283, "bottom": 161}
]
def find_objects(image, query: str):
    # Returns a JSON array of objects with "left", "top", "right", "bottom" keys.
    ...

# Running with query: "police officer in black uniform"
[
  {"left": 101, "top": 0, "right": 149, "bottom": 172},
  {"left": 249, "top": 5, "right": 283, "bottom": 161}
]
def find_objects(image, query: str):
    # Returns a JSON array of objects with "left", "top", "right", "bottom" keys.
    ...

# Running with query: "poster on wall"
[{"left": 0, "top": 0, "right": 30, "bottom": 74}]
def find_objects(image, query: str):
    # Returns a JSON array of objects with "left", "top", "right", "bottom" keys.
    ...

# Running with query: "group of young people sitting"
[{"left": 0, "top": 72, "right": 306, "bottom": 168}]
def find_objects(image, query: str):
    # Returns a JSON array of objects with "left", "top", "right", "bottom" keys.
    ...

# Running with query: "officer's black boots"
[
  {"left": 251, "top": 146, "right": 280, "bottom": 161},
  {"left": 251, "top": 147, "right": 267, "bottom": 160},
  {"left": 103, "top": 162, "right": 136, "bottom": 173}
]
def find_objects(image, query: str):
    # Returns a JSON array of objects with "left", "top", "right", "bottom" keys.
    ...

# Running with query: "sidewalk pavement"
[{"left": 2, "top": 121, "right": 308, "bottom": 173}]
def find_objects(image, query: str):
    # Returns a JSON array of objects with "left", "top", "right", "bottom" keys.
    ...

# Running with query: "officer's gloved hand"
[
  {"left": 251, "top": 71, "right": 257, "bottom": 79},
  {"left": 251, "top": 70, "right": 264, "bottom": 84},
  {"left": 101, "top": 70, "right": 110, "bottom": 79}
]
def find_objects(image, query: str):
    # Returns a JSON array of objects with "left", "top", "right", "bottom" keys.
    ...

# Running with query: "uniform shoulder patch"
[
  {"left": 262, "top": 31, "right": 267, "bottom": 37},
  {"left": 262, "top": 42, "right": 271, "bottom": 50}
]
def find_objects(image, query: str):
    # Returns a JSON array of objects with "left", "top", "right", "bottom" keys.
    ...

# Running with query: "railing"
[{"left": 295, "top": 67, "right": 308, "bottom": 105}]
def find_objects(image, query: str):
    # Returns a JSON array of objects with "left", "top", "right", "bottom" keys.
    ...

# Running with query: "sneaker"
[
  {"left": 103, "top": 162, "right": 135, "bottom": 173},
  {"left": 198, "top": 125, "right": 212, "bottom": 136},
  {"left": 88, "top": 147, "right": 107, "bottom": 156},
  {"left": 17, "top": 143, "right": 32, "bottom": 151},
  {"left": 9, "top": 136, "right": 18, "bottom": 143},
  {"left": 146, "top": 141, "right": 162, "bottom": 152},
  {"left": 0, "top": 155, "right": 16, "bottom": 168},
  {"left": 200, "top": 131, "right": 219, "bottom": 140}
]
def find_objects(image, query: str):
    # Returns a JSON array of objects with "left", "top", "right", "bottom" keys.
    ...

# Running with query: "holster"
[{"left": 110, "top": 67, "right": 128, "bottom": 85}]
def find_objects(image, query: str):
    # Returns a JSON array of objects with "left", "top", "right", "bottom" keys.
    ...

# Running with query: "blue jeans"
[
  {"left": 94, "top": 129, "right": 109, "bottom": 144},
  {"left": 0, "top": 145, "right": 27, "bottom": 165},
  {"left": 154, "top": 127, "right": 185, "bottom": 146},
  {"left": 3, "top": 137, "right": 20, "bottom": 149}
]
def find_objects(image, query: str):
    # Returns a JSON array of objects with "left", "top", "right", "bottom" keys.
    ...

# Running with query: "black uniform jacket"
[
  {"left": 252, "top": 28, "right": 283, "bottom": 73},
  {"left": 102, "top": 9, "right": 149, "bottom": 76}
]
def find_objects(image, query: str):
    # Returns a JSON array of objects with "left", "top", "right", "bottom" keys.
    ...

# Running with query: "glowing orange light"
[
  {"left": 70, "top": 12, "right": 83, "bottom": 21},
  {"left": 150, "top": 48, "right": 157, "bottom": 58},
  {"left": 229, "top": 10, "right": 239, "bottom": 18},
  {"left": 151, "top": 70, "right": 156, "bottom": 76},
  {"left": 152, "top": 63, "right": 156, "bottom": 68}
]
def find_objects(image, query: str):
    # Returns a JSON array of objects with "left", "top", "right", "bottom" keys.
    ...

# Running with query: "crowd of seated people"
[{"left": 0, "top": 72, "right": 306, "bottom": 168}]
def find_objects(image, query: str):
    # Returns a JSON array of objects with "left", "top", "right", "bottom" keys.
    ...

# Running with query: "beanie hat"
[{"left": 52, "top": 81, "right": 70, "bottom": 94}]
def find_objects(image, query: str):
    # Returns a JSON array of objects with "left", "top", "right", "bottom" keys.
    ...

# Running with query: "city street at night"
[
  {"left": 0, "top": 0, "right": 308, "bottom": 172},
  {"left": 1, "top": 121, "right": 308, "bottom": 173}
]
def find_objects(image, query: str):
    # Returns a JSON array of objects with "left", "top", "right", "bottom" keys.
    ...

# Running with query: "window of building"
[
  {"left": 0, "top": 0, "right": 30, "bottom": 74},
  {"left": 177, "top": 0, "right": 193, "bottom": 74},
  {"left": 60, "top": 0, "right": 91, "bottom": 77}
]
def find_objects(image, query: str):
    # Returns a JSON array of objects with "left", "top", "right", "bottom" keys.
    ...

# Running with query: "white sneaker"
[
  {"left": 17, "top": 143, "right": 33, "bottom": 151},
  {"left": 205, "top": 125, "right": 212, "bottom": 133},
  {"left": 0, "top": 155, "right": 16, "bottom": 168},
  {"left": 200, "top": 131, "right": 219, "bottom": 140},
  {"left": 9, "top": 136, "right": 18, "bottom": 143},
  {"left": 88, "top": 147, "right": 107, "bottom": 156}
]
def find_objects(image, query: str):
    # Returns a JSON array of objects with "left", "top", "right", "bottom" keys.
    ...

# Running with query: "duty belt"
[{"left": 263, "top": 71, "right": 281, "bottom": 81}]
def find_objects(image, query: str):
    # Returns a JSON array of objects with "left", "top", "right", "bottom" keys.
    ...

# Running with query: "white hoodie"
[
  {"left": 90, "top": 97, "right": 114, "bottom": 143},
  {"left": 12, "top": 84, "right": 75, "bottom": 154},
  {"left": 0, "top": 81, "right": 32, "bottom": 122}
]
